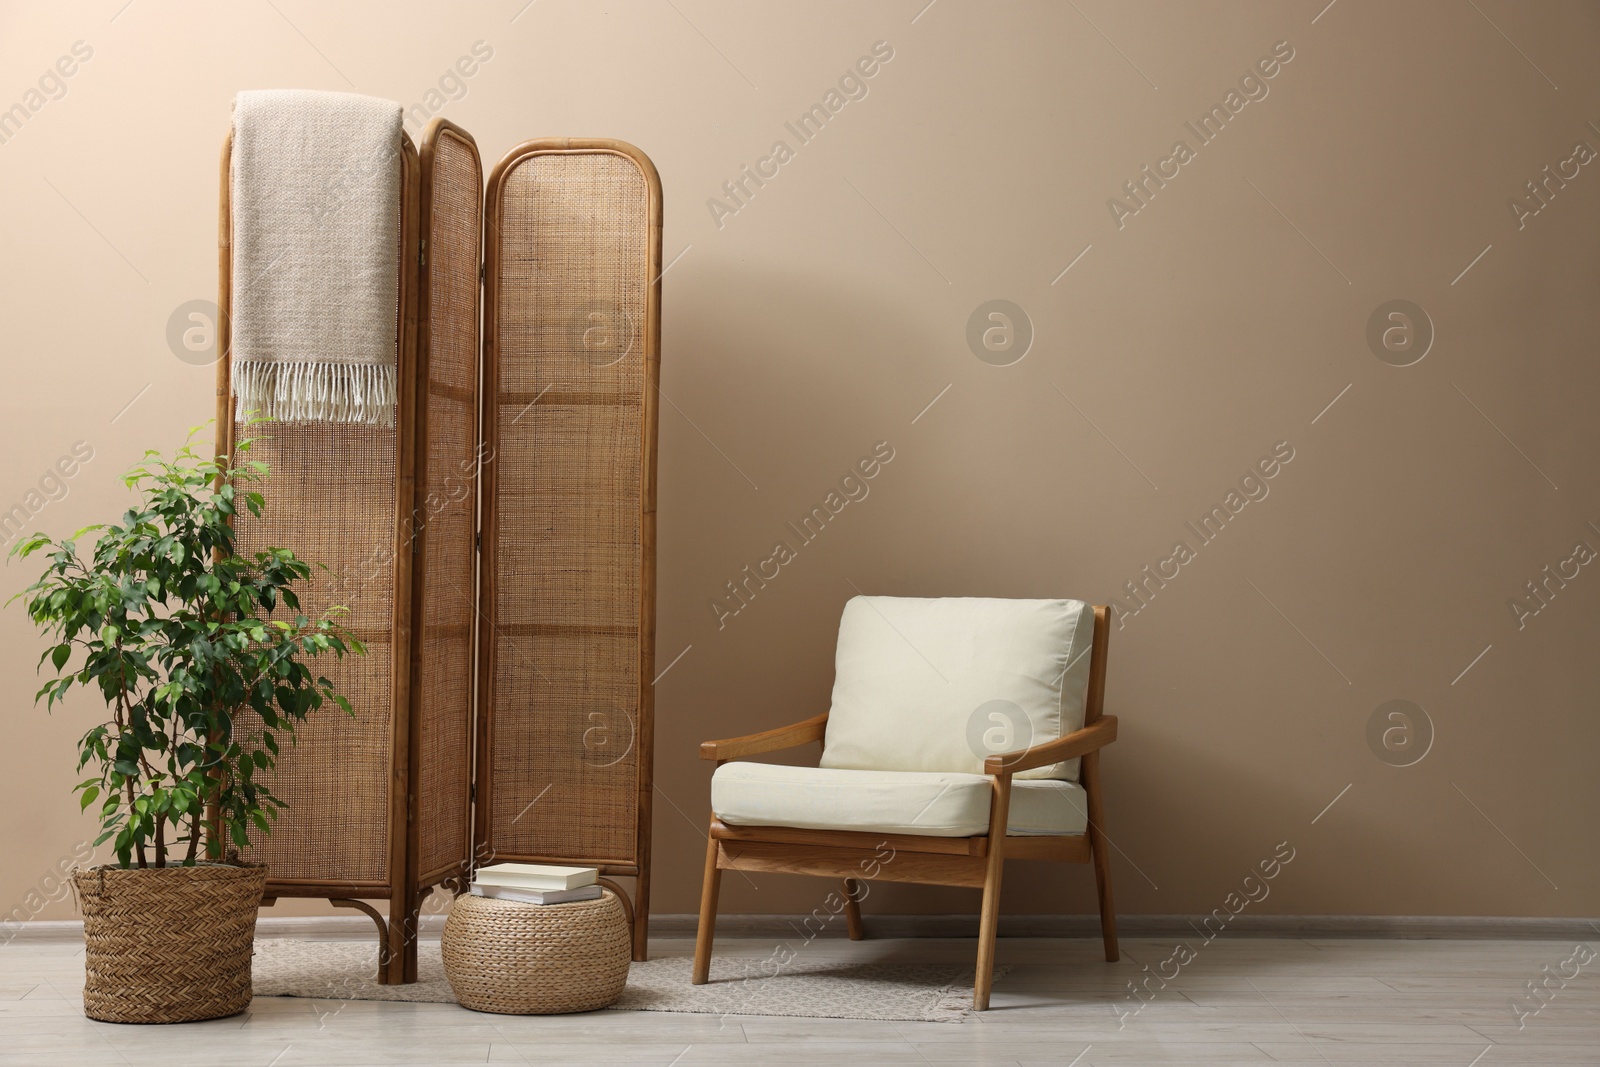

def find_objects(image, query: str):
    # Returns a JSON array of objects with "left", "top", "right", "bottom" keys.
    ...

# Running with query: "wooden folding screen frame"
[
  {"left": 476, "top": 139, "right": 662, "bottom": 963},
  {"left": 403, "top": 118, "right": 485, "bottom": 981},
  {"left": 215, "top": 121, "right": 661, "bottom": 983}
]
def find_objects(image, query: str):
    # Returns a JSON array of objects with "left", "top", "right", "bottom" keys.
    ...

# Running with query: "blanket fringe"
[{"left": 232, "top": 360, "right": 396, "bottom": 428}]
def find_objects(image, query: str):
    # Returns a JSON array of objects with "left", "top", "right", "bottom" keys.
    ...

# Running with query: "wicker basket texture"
[
  {"left": 74, "top": 862, "right": 267, "bottom": 1024},
  {"left": 442, "top": 889, "right": 631, "bottom": 1014}
]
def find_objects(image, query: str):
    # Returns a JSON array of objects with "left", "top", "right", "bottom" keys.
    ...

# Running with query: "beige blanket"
[{"left": 230, "top": 89, "right": 403, "bottom": 427}]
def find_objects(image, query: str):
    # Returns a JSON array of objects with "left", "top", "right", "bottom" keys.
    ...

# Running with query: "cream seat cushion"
[
  {"left": 820, "top": 597, "right": 1095, "bottom": 781},
  {"left": 711, "top": 761, "right": 1089, "bottom": 838}
]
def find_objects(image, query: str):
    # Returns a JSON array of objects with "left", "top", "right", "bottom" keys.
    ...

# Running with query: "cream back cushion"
[{"left": 819, "top": 597, "right": 1095, "bottom": 781}]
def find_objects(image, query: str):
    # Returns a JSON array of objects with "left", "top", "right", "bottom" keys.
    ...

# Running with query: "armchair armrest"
[
  {"left": 984, "top": 715, "right": 1117, "bottom": 775},
  {"left": 699, "top": 712, "right": 829, "bottom": 762}
]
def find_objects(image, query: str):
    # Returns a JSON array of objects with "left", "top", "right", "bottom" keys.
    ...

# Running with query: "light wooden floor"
[{"left": 1, "top": 934, "right": 1594, "bottom": 1065}]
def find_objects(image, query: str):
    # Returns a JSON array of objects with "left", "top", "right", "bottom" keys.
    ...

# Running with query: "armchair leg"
[
  {"left": 973, "top": 775, "right": 1012, "bottom": 1011},
  {"left": 1083, "top": 750, "right": 1119, "bottom": 962},
  {"left": 692, "top": 819, "right": 723, "bottom": 985},
  {"left": 842, "top": 878, "right": 865, "bottom": 941}
]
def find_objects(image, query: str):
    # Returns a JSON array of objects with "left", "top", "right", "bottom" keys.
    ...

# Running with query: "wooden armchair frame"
[{"left": 692, "top": 604, "right": 1119, "bottom": 1010}]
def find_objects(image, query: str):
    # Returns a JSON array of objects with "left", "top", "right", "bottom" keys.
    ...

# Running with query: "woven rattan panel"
[
  {"left": 415, "top": 128, "right": 482, "bottom": 881},
  {"left": 487, "top": 151, "right": 649, "bottom": 864},
  {"left": 231, "top": 421, "right": 397, "bottom": 884}
]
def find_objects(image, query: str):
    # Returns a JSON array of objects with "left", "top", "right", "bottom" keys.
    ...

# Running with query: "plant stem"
[
  {"left": 111, "top": 667, "right": 147, "bottom": 870},
  {"left": 127, "top": 775, "right": 144, "bottom": 868},
  {"left": 184, "top": 807, "right": 201, "bottom": 865}
]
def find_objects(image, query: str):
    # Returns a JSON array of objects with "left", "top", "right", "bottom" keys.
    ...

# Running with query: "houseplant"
[{"left": 11, "top": 425, "right": 362, "bottom": 1023}]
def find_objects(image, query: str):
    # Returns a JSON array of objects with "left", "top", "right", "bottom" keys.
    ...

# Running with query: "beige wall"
[{"left": 2, "top": 0, "right": 1596, "bottom": 926}]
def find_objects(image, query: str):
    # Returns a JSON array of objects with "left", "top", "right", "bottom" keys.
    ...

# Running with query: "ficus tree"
[{"left": 10, "top": 425, "right": 363, "bottom": 869}]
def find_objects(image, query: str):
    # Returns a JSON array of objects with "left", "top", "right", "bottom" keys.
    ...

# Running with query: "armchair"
[{"left": 693, "top": 596, "right": 1119, "bottom": 1010}]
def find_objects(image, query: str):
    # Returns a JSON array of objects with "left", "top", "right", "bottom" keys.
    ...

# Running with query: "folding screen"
[
  {"left": 216, "top": 126, "right": 421, "bottom": 985},
  {"left": 404, "top": 120, "right": 485, "bottom": 983},
  {"left": 216, "top": 119, "right": 660, "bottom": 983},
  {"left": 478, "top": 141, "right": 661, "bottom": 961}
]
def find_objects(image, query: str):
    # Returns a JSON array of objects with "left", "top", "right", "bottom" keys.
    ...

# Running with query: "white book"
[
  {"left": 473, "top": 862, "right": 598, "bottom": 891},
  {"left": 470, "top": 883, "right": 604, "bottom": 906}
]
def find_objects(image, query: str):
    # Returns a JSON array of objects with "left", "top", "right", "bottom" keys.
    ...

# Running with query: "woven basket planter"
[
  {"left": 74, "top": 862, "right": 267, "bottom": 1024},
  {"left": 442, "top": 890, "right": 630, "bottom": 1014}
]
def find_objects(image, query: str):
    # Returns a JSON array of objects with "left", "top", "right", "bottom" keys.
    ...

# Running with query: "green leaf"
[{"left": 50, "top": 643, "right": 71, "bottom": 671}]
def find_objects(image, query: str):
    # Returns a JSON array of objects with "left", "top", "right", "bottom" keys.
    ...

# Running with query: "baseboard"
[
  {"left": 254, "top": 914, "right": 453, "bottom": 940},
  {"left": 1, "top": 914, "right": 451, "bottom": 944},
  {"left": 655, "top": 913, "right": 1600, "bottom": 940},
  {"left": 7, "top": 913, "right": 1596, "bottom": 945}
]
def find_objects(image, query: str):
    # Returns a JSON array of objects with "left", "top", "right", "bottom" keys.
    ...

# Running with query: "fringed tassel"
[{"left": 232, "top": 360, "right": 397, "bottom": 428}]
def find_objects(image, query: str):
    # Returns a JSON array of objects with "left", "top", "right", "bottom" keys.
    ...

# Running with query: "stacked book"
[{"left": 470, "top": 863, "right": 602, "bottom": 905}]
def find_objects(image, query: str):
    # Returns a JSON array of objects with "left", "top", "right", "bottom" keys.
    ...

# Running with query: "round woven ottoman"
[{"left": 442, "top": 890, "right": 631, "bottom": 1014}]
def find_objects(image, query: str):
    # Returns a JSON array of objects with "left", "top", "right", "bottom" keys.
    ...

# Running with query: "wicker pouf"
[{"left": 442, "top": 890, "right": 631, "bottom": 1014}]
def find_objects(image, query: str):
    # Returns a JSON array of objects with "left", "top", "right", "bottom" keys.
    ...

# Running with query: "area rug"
[{"left": 252, "top": 939, "right": 997, "bottom": 1022}]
